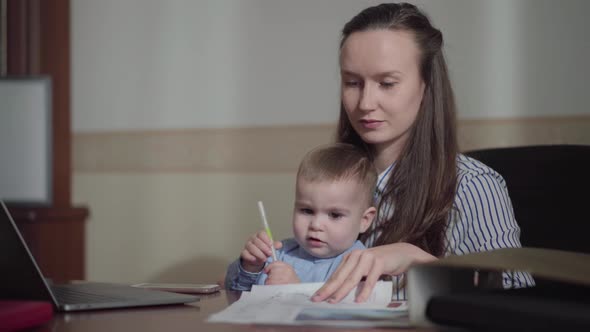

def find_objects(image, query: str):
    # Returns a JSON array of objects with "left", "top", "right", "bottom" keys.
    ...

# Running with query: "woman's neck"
[{"left": 373, "top": 142, "right": 403, "bottom": 174}]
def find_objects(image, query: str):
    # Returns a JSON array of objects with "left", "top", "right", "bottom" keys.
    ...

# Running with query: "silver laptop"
[{"left": 0, "top": 201, "right": 199, "bottom": 311}]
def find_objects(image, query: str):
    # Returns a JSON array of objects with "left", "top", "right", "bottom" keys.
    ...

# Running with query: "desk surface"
[{"left": 33, "top": 290, "right": 434, "bottom": 332}]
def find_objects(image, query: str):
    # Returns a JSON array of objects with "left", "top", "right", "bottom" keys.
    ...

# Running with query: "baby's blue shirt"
[{"left": 225, "top": 239, "right": 365, "bottom": 291}]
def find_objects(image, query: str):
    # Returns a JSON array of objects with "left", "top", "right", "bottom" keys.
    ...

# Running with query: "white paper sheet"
[{"left": 208, "top": 281, "right": 410, "bottom": 327}]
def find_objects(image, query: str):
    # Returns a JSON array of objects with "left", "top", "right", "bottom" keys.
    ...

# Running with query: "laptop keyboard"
[
  {"left": 47, "top": 282, "right": 199, "bottom": 310},
  {"left": 51, "top": 285, "right": 128, "bottom": 304}
]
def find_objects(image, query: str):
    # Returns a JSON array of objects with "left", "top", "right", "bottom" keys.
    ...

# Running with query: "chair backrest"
[{"left": 465, "top": 145, "right": 590, "bottom": 254}]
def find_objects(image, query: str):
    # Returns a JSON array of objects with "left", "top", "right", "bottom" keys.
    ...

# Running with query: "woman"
[{"left": 311, "top": 2, "right": 534, "bottom": 303}]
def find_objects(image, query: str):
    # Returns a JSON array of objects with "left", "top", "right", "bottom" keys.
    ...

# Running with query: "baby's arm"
[
  {"left": 264, "top": 261, "right": 300, "bottom": 285},
  {"left": 241, "top": 230, "right": 281, "bottom": 272},
  {"left": 225, "top": 231, "right": 283, "bottom": 291}
]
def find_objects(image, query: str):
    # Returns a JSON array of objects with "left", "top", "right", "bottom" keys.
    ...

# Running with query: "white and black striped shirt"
[{"left": 367, "top": 154, "right": 535, "bottom": 300}]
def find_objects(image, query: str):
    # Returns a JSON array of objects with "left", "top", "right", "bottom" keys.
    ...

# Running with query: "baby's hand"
[
  {"left": 264, "top": 261, "right": 300, "bottom": 285},
  {"left": 240, "top": 230, "right": 281, "bottom": 273}
]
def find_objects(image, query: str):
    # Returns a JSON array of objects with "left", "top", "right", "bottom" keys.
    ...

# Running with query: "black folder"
[{"left": 426, "top": 279, "right": 590, "bottom": 331}]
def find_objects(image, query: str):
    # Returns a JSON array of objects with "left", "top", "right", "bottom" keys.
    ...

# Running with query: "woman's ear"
[{"left": 359, "top": 206, "right": 377, "bottom": 233}]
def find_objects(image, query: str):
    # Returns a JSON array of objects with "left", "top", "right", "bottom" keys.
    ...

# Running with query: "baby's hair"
[{"left": 297, "top": 143, "right": 377, "bottom": 207}]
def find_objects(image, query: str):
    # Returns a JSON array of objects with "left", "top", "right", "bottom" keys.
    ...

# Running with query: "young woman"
[{"left": 311, "top": 2, "right": 534, "bottom": 303}]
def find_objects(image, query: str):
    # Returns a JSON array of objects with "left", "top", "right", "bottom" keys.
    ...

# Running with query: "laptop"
[{"left": 0, "top": 201, "right": 199, "bottom": 311}]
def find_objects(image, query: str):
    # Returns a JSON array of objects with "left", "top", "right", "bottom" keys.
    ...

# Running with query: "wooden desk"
[{"left": 34, "top": 291, "right": 433, "bottom": 332}]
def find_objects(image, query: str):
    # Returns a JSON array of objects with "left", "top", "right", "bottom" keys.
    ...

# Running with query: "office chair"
[
  {"left": 465, "top": 145, "right": 590, "bottom": 254},
  {"left": 425, "top": 145, "right": 590, "bottom": 331}
]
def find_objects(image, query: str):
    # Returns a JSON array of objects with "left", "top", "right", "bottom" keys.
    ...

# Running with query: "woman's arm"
[
  {"left": 449, "top": 170, "right": 535, "bottom": 288},
  {"left": 311, "top": 242, "right": 436, "bottom": 303}
]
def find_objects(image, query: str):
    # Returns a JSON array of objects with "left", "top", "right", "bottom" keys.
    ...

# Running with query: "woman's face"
[{"left": 340, "top": 29, "right": 425, "bottom": 162}]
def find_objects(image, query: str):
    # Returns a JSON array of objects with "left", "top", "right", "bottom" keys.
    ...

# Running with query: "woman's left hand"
[{"left": 311, "top": 242, "right": 436, "bottom": 303}]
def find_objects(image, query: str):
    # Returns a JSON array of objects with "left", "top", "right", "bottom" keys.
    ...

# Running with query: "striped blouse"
[{"left": 366, "top": 154, "right": 535, "bottom": 300}]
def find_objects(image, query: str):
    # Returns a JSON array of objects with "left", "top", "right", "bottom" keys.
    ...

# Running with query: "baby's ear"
[{"left": 359, "top": 206, "right": 377, "bottom": 233}]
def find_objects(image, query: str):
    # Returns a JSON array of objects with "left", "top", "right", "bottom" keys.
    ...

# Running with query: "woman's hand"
[
  {"left": 240, "top": 230, "right": 282, "bottom": 273},
  {"left": 264, "top": 261, "right": 300, "bottom": 285},
  {"left": 311, "top": 242, "right": 436, "bottom": 303}
]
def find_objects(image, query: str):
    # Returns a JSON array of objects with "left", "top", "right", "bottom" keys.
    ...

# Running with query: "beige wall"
[
  {"left": 71, "top": 1, "right": 590, "bottom": 285},
  {"left": 73, "top": 117, "right": 590, "bottom": 284},
  {"left": 72, "top": 0, "right": 590, "bottom": 132}
]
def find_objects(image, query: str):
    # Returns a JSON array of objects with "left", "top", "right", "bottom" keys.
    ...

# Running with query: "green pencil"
[{"left": 257, "top": 201, "right": 278, "bottom": 261}]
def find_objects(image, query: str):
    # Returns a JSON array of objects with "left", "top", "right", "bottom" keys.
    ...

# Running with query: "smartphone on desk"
[{"left": 132, "top": 283, "right": 221, "bottom": 294}]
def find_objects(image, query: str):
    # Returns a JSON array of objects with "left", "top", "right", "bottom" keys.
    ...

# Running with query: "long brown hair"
[{"left": 336, "top": 3, "right": 458, "bottom": 257}]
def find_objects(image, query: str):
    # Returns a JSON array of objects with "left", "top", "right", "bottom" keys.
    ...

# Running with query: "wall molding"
[{"left": 73, "top": 116, "right": 590, "bottom": 173}]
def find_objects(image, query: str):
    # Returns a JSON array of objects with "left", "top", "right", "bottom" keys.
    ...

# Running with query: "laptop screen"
[{"left": 0, "top": 201, "right": 57, "bottom": 305}]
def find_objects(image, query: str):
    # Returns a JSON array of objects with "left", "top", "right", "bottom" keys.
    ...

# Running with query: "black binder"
[{"left": 426, "top": 281, "right": 590, "bottom": 331}]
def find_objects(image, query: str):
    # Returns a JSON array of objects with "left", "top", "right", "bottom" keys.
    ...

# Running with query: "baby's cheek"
[
  {"left": 330, "top": 229, "right": 357, "bottom": 252},
  {"left": 292, "top": 224, "right": 306, "bottom": 246}
]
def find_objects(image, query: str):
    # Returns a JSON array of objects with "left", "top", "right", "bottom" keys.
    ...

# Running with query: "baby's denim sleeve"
[{"left": 224, "top": 259, "right": 262, "bottom": 291}]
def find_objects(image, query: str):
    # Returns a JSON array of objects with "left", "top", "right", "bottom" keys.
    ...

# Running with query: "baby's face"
[{"left": 292, "top": 178, "right": 373, "bottom": 258}]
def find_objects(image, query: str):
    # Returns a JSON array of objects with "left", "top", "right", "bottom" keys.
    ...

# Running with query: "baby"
[{"left": 225, "top": 143, "right": 377, "bottom": 290}]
